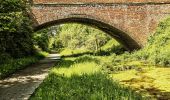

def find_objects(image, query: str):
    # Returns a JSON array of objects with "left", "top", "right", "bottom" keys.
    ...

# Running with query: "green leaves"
[
  {"left": 56, "top": 23, "right": 110, "bottom": 51},
  {"left": 0, "top": 56, "right": 37, "bottom": 79},
  {"left": 0, "top": 12, "right": 22, "bottom": 32},
  {"left": 0, "top": 0, "right": 26, "bottom": 13},
  {"left": 0, "top": 0, "right": 34, "bottom": 58},
  {"left": 0, "top": 52, "right": 47, "bottom": 79}
]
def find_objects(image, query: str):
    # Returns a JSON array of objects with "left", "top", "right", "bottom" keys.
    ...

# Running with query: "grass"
[
  {"left": 30, "top": 55, "right": 143, "bottom": 100},
  {"left": 60, "top": 48, "right": 91, "bottom": 57},
  {"left": 0, "top": 51, "right": 48, "bottom": 79},
  {"left": 101, "top": 39, "right": 125, "bottom": 55}
]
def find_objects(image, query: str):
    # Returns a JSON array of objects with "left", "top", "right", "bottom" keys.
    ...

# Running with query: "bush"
[
  {"left": 0, "top": 0, "right": 34, "bottom": 58},
  {"left": 0, "top": 52, "right": 48, "bottom": 79},
  {"left": 0, "top": 53, "right": 12, "bottom": 64},
  {"left": 135, "top": 17, "right": 170, "bottom": 66},
  {"left": 101, "top": 39, "right": 125, "bottom": 55},
  {"left": 106, "top": 17, "right": 170, "bottom": 67}
]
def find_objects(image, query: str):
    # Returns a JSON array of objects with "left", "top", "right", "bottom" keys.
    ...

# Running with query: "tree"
[
  {"left": 33, "top": 26, "right": 60, "bottom": 52},
  {"left": 0, "top": 0, "right": 34, "bottom": 58},
  {"left": 54, "top": 23, "right": 110, "bottom": 52}
]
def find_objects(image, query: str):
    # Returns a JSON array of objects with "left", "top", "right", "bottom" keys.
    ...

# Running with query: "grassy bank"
[
  {"left": 30, "top": 56, "right": 143, "bottom": 100},
  {"left": 0, "top": 52, "right": 48, "bottom": 79}
]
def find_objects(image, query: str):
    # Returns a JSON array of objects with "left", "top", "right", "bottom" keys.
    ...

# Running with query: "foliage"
[
  {"left": 33, "top": 26, "right": 60, "bottom": 52},
  {"left": 0, "top": 51, "right": 48, "bottom": 79},
  {"left": 34, "top": 30, "right": 50, "bottom": 52},
  {"left": 34, "top": 51, "right": 49, "bottom": 59},
  {"left": 55, "top": 23, "right": 111, "bottom": 52},
  {"left": 30, "top": 56, "right": 143, "bottom": 100},
  {"left": 51, "top": 38, "right": 63, "bottom": 52},
  {"left": 134, "top": 17, "right": 170, "bottom": 66},
  {"left": 0, "top": 0, "right": 34, "bottom": 59},
  {"left": 0, "top": 0, "right": 26, "bottom": 12},
  {"left": 56, "top": 24, "right": 124, "bottom": 56},
  {"left": 99, "top": 17, "right": 170, "bottom": 69},
  {"left": 0, "top": 53, "right": 12, "bottom": 64},
  {"left": 36, "top": 23, "right": 123, "bottom": 55},
  {"left": 99, "top": 39, "right": 125, "bottom": 55}
]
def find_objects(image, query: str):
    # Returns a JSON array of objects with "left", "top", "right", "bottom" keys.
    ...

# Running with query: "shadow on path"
[{"left": 0, "top": 54, "right": 60, "bottom": 100}]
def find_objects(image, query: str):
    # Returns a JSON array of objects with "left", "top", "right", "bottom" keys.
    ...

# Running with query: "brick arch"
[
  {"left": 34, "top": 16, "right": 141, "bottom": 51},
  {"left": 31, "top": 1, "right": 170, "bottom": 51}
]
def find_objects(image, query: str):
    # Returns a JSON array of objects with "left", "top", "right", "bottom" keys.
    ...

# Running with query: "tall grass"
[
  {"left": 0, "top": 51, "right": 48, "bottom": 79},
  {"left": 30, "top": 55, "right": 143, "bottom": 100}
]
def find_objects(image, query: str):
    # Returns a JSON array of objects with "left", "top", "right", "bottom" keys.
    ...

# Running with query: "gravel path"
[{"left": 0, "top": 54, "right": 60, "bottom": 100}]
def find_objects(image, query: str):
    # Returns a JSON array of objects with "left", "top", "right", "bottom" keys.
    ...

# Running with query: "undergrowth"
[
  {"left": 30, "top": 56, "right": 143, "bottom": 100},
  {"left": 0, "top": 51, "right": 48, "bottom": 79}
]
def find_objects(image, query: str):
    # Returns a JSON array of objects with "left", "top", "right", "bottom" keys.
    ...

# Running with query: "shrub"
[
  {"left": 0, "top": 52, "right": 48, "bottom": 79},
  {"left": 0, "top": 53, "right": 12, "bottom": 64},
  {"left": 0, "top": 0, "right": 34, "bottom": 58}
]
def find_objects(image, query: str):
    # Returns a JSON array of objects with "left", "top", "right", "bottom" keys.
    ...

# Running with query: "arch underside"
[{"left": 34, "top": 17, "right": 141, "bottom": 51}]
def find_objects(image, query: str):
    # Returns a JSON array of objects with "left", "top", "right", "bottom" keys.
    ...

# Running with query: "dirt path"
[{"left": 0, "top": 54, "right": 60, "bottom": 100}]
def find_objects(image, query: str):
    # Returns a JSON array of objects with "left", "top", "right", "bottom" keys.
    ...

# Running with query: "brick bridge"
[{"left": 30, "top": 0, "right": 170, "bottom": 50}]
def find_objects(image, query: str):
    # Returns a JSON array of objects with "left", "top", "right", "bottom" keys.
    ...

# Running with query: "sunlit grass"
[
  {"left": 60, "top": 48, "right": 91, "bottom": 56},
  {"left": 51, "top": 62, "right": 101, "bottom": 77},
  {"left": 38, "top": 51, "right": 49, "bottom": 57},
  {"left": 30, "top": 56, "right": 143, "bottom": 100}
]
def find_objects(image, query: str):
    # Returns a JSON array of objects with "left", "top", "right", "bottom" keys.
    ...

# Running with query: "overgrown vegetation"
[
  {"left": 58, "top": 25, "right": 125, "bottom": 57},
  {"left": 33, "top": 26, "right": 60, "bottom": 52},
  {"left": 30, "top": 56, "right": 143, "bottom": 100},
  {"left": 115, "top": 18, "right": 170, "bottom": 70},
  {"left": 57, "top": 24, "right": 110, "bottom": 51},
  {"left": 34, "top": 23, "right": 124, "bottom": 55},
  {"left": 0, "top": 52, "right": 48, "bottom": 79},
  {"left": 0, "top": 0, "right": 35, "bottom": 59},
  {"left": 96, "top": 17, "right": 170, "bottom": 74},
  {"left": 135, "top": 17, "right": 170, "bottom": 66}
]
